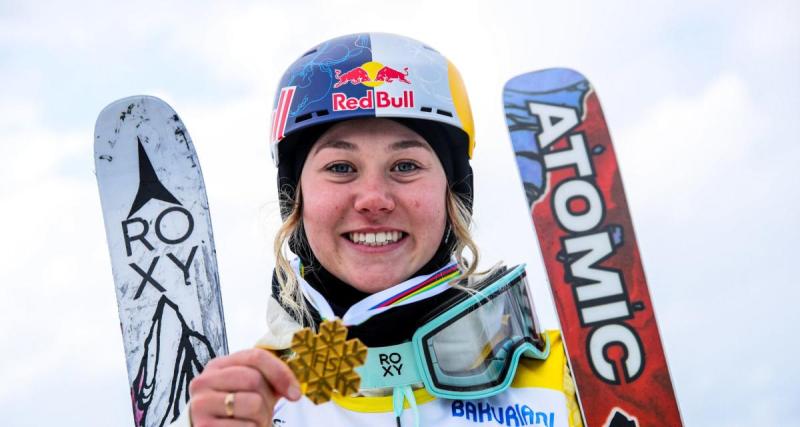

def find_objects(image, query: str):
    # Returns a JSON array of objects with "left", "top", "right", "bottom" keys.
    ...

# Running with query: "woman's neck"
[{"left": 287, "top": 239, "right": 458, "bottom": 346}]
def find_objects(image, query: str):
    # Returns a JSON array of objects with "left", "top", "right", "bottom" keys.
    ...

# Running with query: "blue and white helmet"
[
  {"left": 270, "top": 33, "right": 476, "bottom": 219},
  {"left": 270, "top": 32, "right": 475, "bottom": 165}
]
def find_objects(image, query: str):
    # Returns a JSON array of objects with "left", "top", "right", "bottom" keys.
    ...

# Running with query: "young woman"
[{"left": 175, "top": 33, "right": 581, "bottom": 427}]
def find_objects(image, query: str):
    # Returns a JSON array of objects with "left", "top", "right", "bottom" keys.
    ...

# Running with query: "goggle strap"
[{"left": 393, "top": 385, "right": 420, "bottom": 427}]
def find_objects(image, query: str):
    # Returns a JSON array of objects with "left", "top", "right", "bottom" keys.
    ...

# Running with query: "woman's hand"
[{"left": 188, "top": 348, "right": 302, "bottom": 427}]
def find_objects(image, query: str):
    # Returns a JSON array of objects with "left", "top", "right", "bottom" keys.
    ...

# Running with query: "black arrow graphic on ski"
[{"left": 128, "top": 137, "right": 181, "bottom": 218}]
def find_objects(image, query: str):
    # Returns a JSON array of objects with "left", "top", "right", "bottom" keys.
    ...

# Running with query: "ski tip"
[
  {"left": 96, "top": 95, "right": 173, "bottom": 121},
  {"left": 503, "top": 68, "right": 588, "bottom": 93},
  {"left": 95, "top": 95, "right": 181, "bottom": 131},
  {"left": 93, "top": 95, "right": 187, "bottom": 169},
  {"left": 94, "top": 95, "right": 182, "bottom": 144}
]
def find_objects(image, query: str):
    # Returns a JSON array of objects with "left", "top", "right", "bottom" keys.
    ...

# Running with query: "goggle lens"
[{"left": 421, "top": 269, "right": 545, "bottom": 393}]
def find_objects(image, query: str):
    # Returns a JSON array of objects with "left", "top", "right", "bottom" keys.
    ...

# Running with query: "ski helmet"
[{"left": 270, "top": 33, "right": 475, "bottom": 218}]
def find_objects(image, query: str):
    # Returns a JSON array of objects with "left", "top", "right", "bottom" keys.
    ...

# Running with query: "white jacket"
[{"left": 170, "top": 297, "right": 582, "bottom": 427}]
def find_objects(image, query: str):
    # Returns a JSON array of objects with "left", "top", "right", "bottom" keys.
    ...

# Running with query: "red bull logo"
[
  {"left": 375, "top": 66, "right": 410, "bottom": 84},
  {"left": 333, "top": 61, "right": 411, "bottom": 88},
  {"left": 333, "top": 67, "right": 370, "bottom": 88},
  {"left": 332, "top": 61, "right": 414, "bottom": 111}
]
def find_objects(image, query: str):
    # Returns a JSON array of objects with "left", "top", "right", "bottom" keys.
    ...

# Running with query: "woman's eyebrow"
[
  {"left": 389, "top": 139, "right": 432, "bottom": 152},
  {"left": 312, "top": 139, "right": 358, "bottom": 155}
]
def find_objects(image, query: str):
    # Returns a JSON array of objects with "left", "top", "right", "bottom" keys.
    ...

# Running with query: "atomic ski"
[
  {"left": 95, "top": 96, "right": 228, "bottom": 427},
  {"left": 503, "top": 69, "right": 682, "bottom": 427}
]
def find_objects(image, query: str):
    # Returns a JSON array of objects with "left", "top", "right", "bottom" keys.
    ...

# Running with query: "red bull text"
[{"left": 332, "top": 90, "right": 414, "bottom": 111}]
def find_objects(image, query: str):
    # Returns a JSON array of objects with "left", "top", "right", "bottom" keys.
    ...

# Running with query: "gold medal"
[{"left": 286, "top": 319, "right": 367, "bottom": 404}]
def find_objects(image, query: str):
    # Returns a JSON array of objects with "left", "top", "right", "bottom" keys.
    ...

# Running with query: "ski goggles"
[{"left": 356, "top": 264, "right": 550, "bottom": 400}]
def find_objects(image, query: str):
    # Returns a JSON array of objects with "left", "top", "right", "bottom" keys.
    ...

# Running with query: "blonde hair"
[{"left": 273, "top": 186, "right": 480, "bottom": 326}]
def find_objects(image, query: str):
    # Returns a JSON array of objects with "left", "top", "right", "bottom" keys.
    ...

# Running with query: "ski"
[
  {"left": 503, "top": 69, "right": 682, "bottom": 427},
  {"left": 95, "top": 96, "right": 228, "bottom": 427}
]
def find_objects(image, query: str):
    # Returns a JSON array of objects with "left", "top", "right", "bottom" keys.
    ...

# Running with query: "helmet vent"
[
  {"left": 420, "top": 106, "right": 433, "bottom": 113},
  {"left": 294, "top": 109, "right": 330, "bottom": 124},
  {"left": 436, "top": 109, "right": 453, "bottom": 118},
  {"left": 302, "top": 48, "right": 318, "bottom": 57},
  {"left": 422, "top": 45, "right": 439, "bottom": 53},
  {"left": 295, "top": 112, "right": 313, "bottom": 123}
]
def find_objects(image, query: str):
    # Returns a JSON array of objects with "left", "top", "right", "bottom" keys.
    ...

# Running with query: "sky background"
[{"left": 1, "top": 0, "right": 798, "bottom": 425}]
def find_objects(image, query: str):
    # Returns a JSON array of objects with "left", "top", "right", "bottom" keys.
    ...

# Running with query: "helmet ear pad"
[{"left": 277, "top": 123, "right": 334, "bottom": 220}]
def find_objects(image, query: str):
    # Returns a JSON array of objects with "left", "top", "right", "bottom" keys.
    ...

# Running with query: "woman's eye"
[
  {"left": 328, "top": 163, "right": 354, "bottom": 174},
  {"left": 393, "top": 161, "right": 419, "bottom": 173}
]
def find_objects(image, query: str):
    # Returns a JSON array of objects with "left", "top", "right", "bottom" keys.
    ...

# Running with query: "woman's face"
[{"left": 299, "top": 118, "right": 448, "bottom": 293}]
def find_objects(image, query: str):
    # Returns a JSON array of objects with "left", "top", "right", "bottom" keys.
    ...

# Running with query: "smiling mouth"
[{"left": 346, "top": 231, "right": 406, "bottom": 247}]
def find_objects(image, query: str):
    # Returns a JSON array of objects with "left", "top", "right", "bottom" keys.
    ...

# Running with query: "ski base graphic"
[
  {"left": 504, "top": 69, "right": 682, "bottom": 426},
  {"left": 95, "top": 96, "right": 228, "bottom": 426}
]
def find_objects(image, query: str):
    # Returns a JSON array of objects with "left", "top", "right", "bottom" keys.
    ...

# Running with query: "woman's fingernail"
[{"left": 288, "top": 384, "right": 302, "bottom": 400}]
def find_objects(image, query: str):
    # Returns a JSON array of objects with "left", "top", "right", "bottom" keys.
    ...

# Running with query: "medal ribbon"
[{"left": 292, "top": 258, "right": 461, "bottom": 326}]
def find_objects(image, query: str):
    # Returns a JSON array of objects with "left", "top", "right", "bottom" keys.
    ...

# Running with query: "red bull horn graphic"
[{"left": 332, "top": 61, "right": 414, "bottom": 112}]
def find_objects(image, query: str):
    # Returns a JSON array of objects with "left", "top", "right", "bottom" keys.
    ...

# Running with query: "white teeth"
[{"left": 348, "top": 231, "right": 404, "bottom": 246}]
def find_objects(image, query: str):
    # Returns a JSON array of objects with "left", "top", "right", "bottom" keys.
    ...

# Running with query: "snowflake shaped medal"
[{"left": 287, "top": 319, "right": 368, "bottom": 404}]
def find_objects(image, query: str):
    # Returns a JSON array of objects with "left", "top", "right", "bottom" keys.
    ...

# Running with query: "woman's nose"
[{"left": 353, "top": 173, "right": 396, "bottom": 214}]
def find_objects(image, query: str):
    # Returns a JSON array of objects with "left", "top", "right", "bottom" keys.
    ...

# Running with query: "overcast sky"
[{"left": 1, "top": 0, "right": 798, "bottom": 425}]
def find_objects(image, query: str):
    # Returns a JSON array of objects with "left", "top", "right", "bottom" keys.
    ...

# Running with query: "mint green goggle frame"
[{"left": 356, "top": 264, "right": 550, "bottom": 400}]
